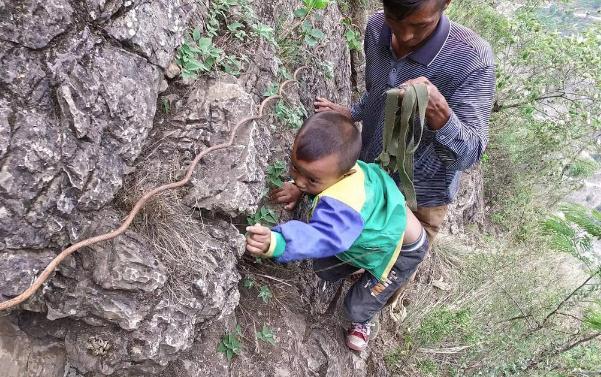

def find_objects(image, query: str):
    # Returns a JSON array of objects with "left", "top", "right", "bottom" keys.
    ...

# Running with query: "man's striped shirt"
[{"left": 352, "top": 12, "right": 495, "bottom": 207}]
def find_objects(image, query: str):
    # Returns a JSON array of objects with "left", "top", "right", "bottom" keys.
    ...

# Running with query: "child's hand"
[
  {"left": 270, "top": 181, "right": 302, "bottom": 210},
  {"left": 245, "top": 223, "right": 271, "bottom": 256}
]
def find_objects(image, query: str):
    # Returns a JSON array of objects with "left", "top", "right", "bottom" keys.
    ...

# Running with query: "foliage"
[
  {"left": 342, "top": 17, "right": 362, "bottom": 51},
  {"left": 258, "top": 285, "right": 273, "bottom": 303},
  {"left": 217, "top": 325, "right": 242, "bottom": 361},
  {"left": 266, "top": 160, "right": 287, "bottom": 188},
  {"left": 177, "top": 35, "right": 223, "bottom": 78},
  {"left": 274, "top": 100, "right": 306, "bottom": 129},
  {"left": 300, "top": 20, "right": 326, "bottom": 47},
  {"left": 246, "top": 206, "right": 279, "bottom": 226},
  {"left": 256, "top": 324, "right": 277, "bottom": 345},
  {"left": 242, "top": 276, "right": 255, "bottom": 288},
  {"left": 417, "top": 307, "right": 477, "bottom": 345},
  {"left": 447, "top": 0, "right": 601, "bottom": 236},
  {"left": 252, "top": 23, "right": 277, "bottom": 46},
  {"left": 161, "top": 98, "right": 170, "bottom": 114},
  {"left": 293, "top": 0, "right": 330, "bottom": 18},
  {"left": 263, "top": 82, "right": 279, "bottom": 97},
  {"left": 566, "top": 158, "right": 599, "bottom": 178},
  {"left": 584, "top": 302, "right": 601, "bottom": 331},
  {"left": 176, "top": 0, "right": 267, "bottom": 79},
  {"left": 542, "top": 204, "right": 601, "bottom": 266}
]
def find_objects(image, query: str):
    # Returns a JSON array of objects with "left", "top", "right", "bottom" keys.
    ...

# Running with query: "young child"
[{"left": 246, "top": 111, "right": 428, "bottom": 352}]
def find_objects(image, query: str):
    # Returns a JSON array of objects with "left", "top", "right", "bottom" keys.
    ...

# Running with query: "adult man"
[{"left": 313, "top": 0, "right": 495, "bottom": 241}]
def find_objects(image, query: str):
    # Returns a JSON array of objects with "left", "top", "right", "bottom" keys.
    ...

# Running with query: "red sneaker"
[{"left": 346, "top": 322, "right": 371, "bottom": 351}]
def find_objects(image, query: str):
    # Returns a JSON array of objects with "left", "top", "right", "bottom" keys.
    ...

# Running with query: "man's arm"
[
  {"left": 402, "top": 66, "right": 495, "bottom": 171},
  {"left": 267, "top": 196, "right": 364, "bottom": 263},
  {"left": 432, "top": 66, "right": 495, "bottom": 171}
]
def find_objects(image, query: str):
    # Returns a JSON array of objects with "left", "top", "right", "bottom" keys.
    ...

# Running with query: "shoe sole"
[{"left": 346, "top": 336, "right": 368, "bottom": 352}]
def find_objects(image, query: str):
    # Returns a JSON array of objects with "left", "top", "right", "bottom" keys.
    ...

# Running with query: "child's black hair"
[{"left": 294, "top": 111, "right": 362, "bottom": 174}]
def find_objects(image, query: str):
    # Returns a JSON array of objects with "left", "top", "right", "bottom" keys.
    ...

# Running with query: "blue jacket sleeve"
[{"left": 267, "top": 196, "right": 364, "bottom": 263}]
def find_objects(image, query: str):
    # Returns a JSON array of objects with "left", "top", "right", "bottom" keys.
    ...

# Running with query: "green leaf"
[
  {"left": 310, "top": 28, "right": 325, "bottom": 39},
  {"left": 258, "top": 285, "right": 272, "bottom": 303},
  {"left": 311, "top": 0, "right": 329, "bottom": 9},
  {"left": 263, "top": 83, "right": 279, "bottom": 97},
  {"left": 269, "top": 176, "right": 283, "bottom": 188},
  {"left": 192, "top": 28, "right": 202, "bottom": 42},
  {"left": 294, "top": 7, "right": 308, "bottom": 18},
  {"left": 243, "top": 277, "right": 255, "bottom": 288},
  {"left": 185, "top": 59, "right": 209, "bottom": 72},
  {"left": 228, "top": 21, "right": 244, "bottom": 31},
  {"left": 198, "top": 37, "right": 212, "bottom": 51},
  {"left": 256, "top": 324, "right": 277, "bottom": 345}
]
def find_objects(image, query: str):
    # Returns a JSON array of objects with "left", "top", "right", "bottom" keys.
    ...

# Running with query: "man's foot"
[{"left": 346, "top": 322, "right": 371, "bottom": 351}]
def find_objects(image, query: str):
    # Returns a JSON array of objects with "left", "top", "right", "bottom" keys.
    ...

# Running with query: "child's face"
[{"left": 290, "top": 150, "right": 345, "bottom": 195}]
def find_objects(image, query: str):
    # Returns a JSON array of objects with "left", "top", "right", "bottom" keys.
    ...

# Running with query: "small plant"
[
  {"left": 266, "top": 160, "right": 287, "bottom": 188},
  {"left": 416, "top": 359, "right": 438, "bottom": 376},
  {"left": 256, "top": 324, "right": 277, "bottom": 345},
  {"left": 342, "top": 18, "right": 362, "bottom": 51},
  {"left": 227, "top": 21, "right": 247, "bottom": 41},
  {"left": 293, "top": 0, "right": 329, "bottom": 18},
  {"left": 263, "top": 82, "right": 279, "bottom": 97},
  {"left": 258, "top": 285, "right": 273, "bottom": 303},
  {"left": 217, "top": 325, "right": 242, "bottom": 361},
  {"left": 247, "top": 206, "right": 279, "bottom": 226},
  {"left": 274, "top": 100, "right": 306, "bottom": 129},
  {"left": 301, "top": 20, "right": 325, "bottom": 47},
  {"left": 177, "top": 35, "right": 223, "bottom": 78},
  {"left": 566, "top": 158, "right": 599, "bottom": 178},
  {"left": 243, "top": 276, "right": 255, "bottom": 288},
  {"left": 221, "top": 55, "right": 243, "bottom": 76},
  {"left": 161, "top": 98, "right": 171, "bottom": 114},
  {"left": 417, "top": 307, "right": 475, "bottom": 345},
  {"left": 252, "top": 23, "right": 277, "bottom": 46}
]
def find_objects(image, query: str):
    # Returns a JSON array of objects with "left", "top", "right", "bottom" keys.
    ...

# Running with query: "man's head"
[
  {"left": 382, "top": 0, "right": 450, "bottom": 50},
  {"left": 291, "top": 111, "right": 361, "bottom": 195}
]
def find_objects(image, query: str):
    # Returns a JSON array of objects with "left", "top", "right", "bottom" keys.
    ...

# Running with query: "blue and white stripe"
[{"left": 352, "top": 12, "right": 495, "bottom": 207}]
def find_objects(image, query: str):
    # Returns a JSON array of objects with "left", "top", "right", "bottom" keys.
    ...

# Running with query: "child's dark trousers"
[{"left": 312, "top": 232, "right": 428, "bottom": 323}]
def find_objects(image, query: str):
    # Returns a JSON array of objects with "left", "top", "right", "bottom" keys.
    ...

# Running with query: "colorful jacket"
[{"left": 265, "top": 160, "right": 406, "bottom": 282}]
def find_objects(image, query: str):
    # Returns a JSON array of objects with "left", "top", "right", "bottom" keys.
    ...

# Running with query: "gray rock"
[
  {"left": 445, "top": 165, "right": 485, "bottom": 234},
  {"left": 172, "top": 78, "right": 271, "bottom": 216},
  {"left": 105, "top": 0, "right": 197, "bottom": 68},
  {"left": 84, "top": 0, "right": 125, "bottom": 22},
  {"left": 90, "top": 231, "right": 168, "bottom": 293},
  {"left": 0, "top": 250, "right": 56, "bottom": 299},
  {"left": 0, "top": 0, "right": 73, "bottom": 49},
  {"left": 46, "top": 278, "right": 152, "bottom": 330},
  {"left": 0, "top": 316, "right": 66, "bottom": 377}
]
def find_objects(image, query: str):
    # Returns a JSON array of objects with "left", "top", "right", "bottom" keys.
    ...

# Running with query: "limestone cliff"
[{"left": 0, "top": 1, "right": 483, "bottom": 376}]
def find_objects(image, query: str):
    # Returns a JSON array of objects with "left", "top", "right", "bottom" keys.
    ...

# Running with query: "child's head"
[{"left": 290, "top": 111, "right": 361, "bottom": 195}]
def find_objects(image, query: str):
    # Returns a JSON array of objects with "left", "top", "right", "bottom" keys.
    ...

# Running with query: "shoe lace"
[{"left": 351, "top": 322, "right": 370, "bottom": 336}]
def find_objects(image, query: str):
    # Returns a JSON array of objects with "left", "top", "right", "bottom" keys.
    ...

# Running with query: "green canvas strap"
[{"left": 377, "top": 83, "right": 429, "bottom": 211}]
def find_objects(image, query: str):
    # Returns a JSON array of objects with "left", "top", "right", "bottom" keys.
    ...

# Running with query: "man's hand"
[
  {"left": 270, "top": 181, "right": 302, "bottom": 210},
  {"left": 400, "top": 77, "right": 451, "bottom": 130},
  {"left": 245, "top": 223, "right": 271, "bottom": 256},
  {"left": 314, "top": 97, "right": 352, "bottom": 119}
]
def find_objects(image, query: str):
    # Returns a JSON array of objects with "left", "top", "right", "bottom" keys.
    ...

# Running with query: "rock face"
[
  {"left": 0, "top": 0, "right": 484, "bottom": 376},
  {"left": 0, "top": 316, "right": 66, "bottom": 377}
]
